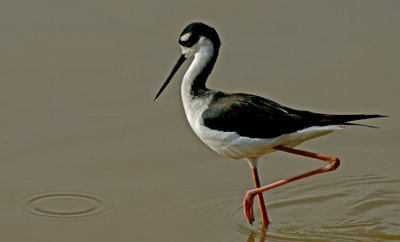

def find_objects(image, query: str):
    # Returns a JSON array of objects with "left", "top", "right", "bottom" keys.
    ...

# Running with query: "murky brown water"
[{"left": 1, "top": 0, "right": 399, "bottom": 241}]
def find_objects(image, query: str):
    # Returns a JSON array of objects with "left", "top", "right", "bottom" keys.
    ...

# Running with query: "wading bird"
[{"left": 154, "top": 22, "right": 384, "bottom": 227}]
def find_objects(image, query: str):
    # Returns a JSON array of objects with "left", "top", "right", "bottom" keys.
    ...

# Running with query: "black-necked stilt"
[{"left": 154, "top": 22, "right": 385, "bottom": 227}]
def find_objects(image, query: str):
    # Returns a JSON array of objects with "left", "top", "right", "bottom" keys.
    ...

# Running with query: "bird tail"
[{"left": 329, "top": 114, "right": 387, "bottom": 128}]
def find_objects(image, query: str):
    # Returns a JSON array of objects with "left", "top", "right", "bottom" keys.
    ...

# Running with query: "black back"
[{"left": 202, "top": 92, "right": 383, "bottom": 139}]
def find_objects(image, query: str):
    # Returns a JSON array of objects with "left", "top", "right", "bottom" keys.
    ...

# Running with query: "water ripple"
[{"left": 12, "top": 191, "right": 117, "bottom": 221}]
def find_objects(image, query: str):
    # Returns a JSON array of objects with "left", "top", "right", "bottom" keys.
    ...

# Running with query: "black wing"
[{"left": 202, "top": 92, "right": 383, "bottom": 139}]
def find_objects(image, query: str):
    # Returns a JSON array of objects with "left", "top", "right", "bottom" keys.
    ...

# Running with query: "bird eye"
[
  {"left": 179, "top": 39, "right": 189, "bottom": 46},
  {"left": 179, "top": 33, "right": 199, "bottom": 47}
]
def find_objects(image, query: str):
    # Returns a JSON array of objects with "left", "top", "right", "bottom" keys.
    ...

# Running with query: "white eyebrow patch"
[{"left": 180, "top": 32, "right": 191, "bottom": 42}]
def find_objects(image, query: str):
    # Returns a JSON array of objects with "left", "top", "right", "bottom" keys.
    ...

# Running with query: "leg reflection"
[{"left": 246, "top": 226, "right": 267, "bottom": 242}]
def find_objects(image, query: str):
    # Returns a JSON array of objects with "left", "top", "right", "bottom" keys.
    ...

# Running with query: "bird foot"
[{"left": 243, "top": 191, "right": 256, "bottom": 224}]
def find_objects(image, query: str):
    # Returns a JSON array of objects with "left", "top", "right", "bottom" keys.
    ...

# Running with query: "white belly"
[{"left": 195, "top": 124, "right": 343, "bottom": 159}]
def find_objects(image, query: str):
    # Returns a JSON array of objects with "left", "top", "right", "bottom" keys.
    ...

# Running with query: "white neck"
[
  {"left": 180, "top": 38, "right": 216, "bottom": 133},
  {"left": 181, "top": 37, "right": 215, "bottom": 100}
]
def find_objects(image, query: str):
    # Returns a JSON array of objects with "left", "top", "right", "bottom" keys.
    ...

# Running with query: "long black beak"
[{"left": 154, "top": 54, "right": 187, "bottom": 101}]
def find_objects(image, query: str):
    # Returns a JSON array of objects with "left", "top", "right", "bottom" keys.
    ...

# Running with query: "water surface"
[{"left": 1, "top": 0, "right": 399, "bottom": 241}]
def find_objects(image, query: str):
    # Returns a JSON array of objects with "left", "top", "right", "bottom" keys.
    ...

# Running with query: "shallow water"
[{"left": 1, "top": 0, "right": 399, "bottom": 241}]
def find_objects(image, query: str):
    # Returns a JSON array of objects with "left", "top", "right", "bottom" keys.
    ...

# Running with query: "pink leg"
[
  {"left": 249, "top": 167, "right": 269, "bottom": 226},
  {"left": 243, "top": 146, "right": 340, "bottom": 225}
]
